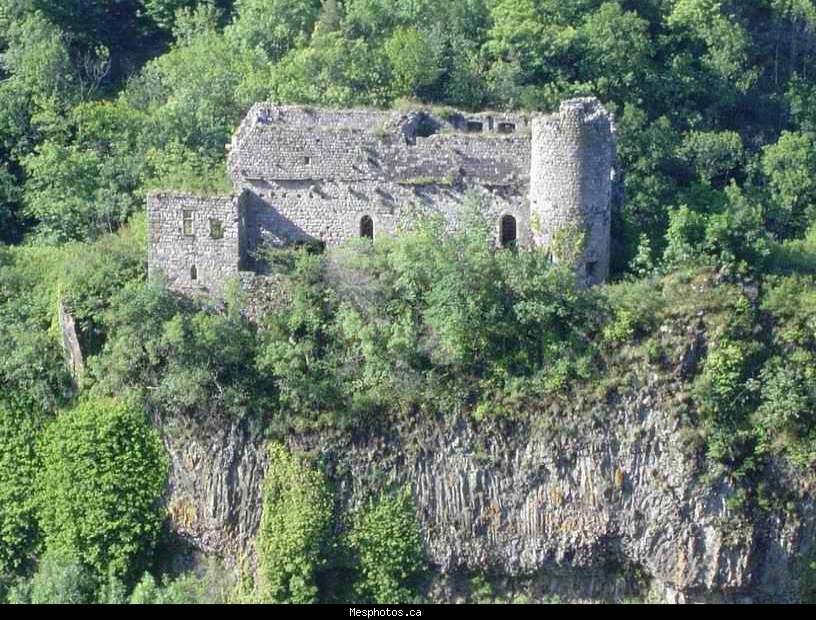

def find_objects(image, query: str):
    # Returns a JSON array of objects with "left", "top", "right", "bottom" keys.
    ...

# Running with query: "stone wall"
[
  {"left": 228, "top": 112, "right": 531, "bottom": 187},
  {"left": 240, "top": 180, "right": 529, "bottom": 256},
  {"left": 147, "top": 192, "right": 248, "bottom": 296},
  {"left": 149, "top": 98, "right": 617, "bottom": 294},
  {"left": 530, "top": 98, "right": 616, "bottom": 286},
  {"left": 226, "top": 104, "right": 535, "bottom": 260}
]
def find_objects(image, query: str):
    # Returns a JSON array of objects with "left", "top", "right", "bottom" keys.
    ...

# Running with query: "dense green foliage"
[
  {"left": 346, "top": 489, "right": 426, "bottom": 604},
  {"left": 251, "top": 443, "right": 426, "bottom": 604},
  {"left": 3, "top": 0, "right": 816, "bottom": 603},
  {"left": 257, "top": 208, "right": 605, "bottom": 431},
  {"left": 6, "top": 551, "right": 98, "bottom": 604},
  {"left": 257, "top": 443, "right": 333, "bottom": 603},
  {"left": 127, "top": 566, "right": 231, "bottom": 604},
  {"left": 36, "top": 397, "right": 168, "bottom": 582},
  {"left": 0, "top": 398, "right": 43, "bottom": 575}
]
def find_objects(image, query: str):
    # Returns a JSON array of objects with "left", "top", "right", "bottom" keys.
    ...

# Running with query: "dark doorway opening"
[
  {"left": 190, "top": 265, "right": 198, "bottom": 281},
  {"left": 500, "top": 215, "right": 517, "bottom": 248},
  {"left": 360, "top": 215, "right": 374, "bottom": 239}
]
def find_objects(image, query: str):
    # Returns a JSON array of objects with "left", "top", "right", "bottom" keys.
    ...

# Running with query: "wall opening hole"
[
  {"left": 360, "top": 215, "right": 374, "bottom": 240},
  {"left": 190, "top": 265, "right": 197, "bottom": 281},
  {"left": 466, "top": 120, "right": 483, "bottom": 133},
  {"left": 586, "top": 261, "right": 599, "bottom": 280},
  {"left": 182, "top": 209, "right": 194, "bottom": 236},
  {"left": 209, "top": 218, "right": 223, "bottom": 239},
  {"left": 416, "top": 115, "right": 439, "bottom": 138},
  {"left": 497, "top": 122, "right": 516, "bottom": 134},
  {"left": 303, "top": 156, "right": 311, "bottom": 165},
  {"left": 500, "top": 214, "right": 517, "bottom": 248}
]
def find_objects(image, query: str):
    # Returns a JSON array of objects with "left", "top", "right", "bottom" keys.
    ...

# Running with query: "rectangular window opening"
[
  {"left": 466, "top": 121, "right": 483, "bottom": 133},
  {"left": 182, "top": 209, "right": 194, "bottom": 236},
  {"left": 209, "top": 218, "right": 224, "bottom": 239}
]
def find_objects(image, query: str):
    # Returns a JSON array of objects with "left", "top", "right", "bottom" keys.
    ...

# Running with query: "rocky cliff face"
[{"left": 157, "top": 369, "right": 816, "bottom": 603}]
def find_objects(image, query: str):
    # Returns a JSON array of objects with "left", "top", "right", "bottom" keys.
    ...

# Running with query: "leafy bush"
[
  {"left": 87, "top": 280, "right": 270, "bottom": 421},
  {"left": 257, "top": 209, "right": 608, "bottom": 428},
  {"left": 0, "top": 398, "right": 44, "bottom": 575},
  {"left": 8, "top": 551, "right": 97, "bottom": 604},
  {"left": 752, "top": 275, "right": 816, "bottom": 466},
  {"left": 346, "top": 488, "right": 426, "bottom": 604},
  {"left": 36, "top": 397, "right": 168, "bottom": 582},
  {"left": 257, "top": 443, "right": 333, "bottom": 603},
  {"left": 128, "top": 569, "right": 228, "bottom": 604}
]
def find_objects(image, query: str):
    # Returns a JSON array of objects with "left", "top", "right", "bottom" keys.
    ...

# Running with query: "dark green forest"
[{"left": 2, "top": 0, "right": 816, "bottom": 604}]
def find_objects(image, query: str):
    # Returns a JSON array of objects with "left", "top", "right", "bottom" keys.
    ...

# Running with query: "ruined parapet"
[
  {"left": 530, "top": 98, "right": 616, "bottom": 286},
  {"left": 147, "top": 191, "right": 250, "bottom": 295}
]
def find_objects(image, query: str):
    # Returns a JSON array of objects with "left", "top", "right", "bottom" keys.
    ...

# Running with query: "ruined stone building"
[{"left": 147, "top": 97, "right": 617, "bottom": 295}]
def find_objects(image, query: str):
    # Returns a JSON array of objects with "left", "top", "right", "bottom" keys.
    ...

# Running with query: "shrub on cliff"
[
  {"left": 128, "top": 569, "right": 229, "bottom": 604},
  {"left": 753, "top": 275, "right": 816, "bottom": 467},
  {"left": 0, "top": 398, "right": 44, "bottom": 575},
  {"left": 257, "top": 443, "right": 333, "bottom": 603},
  {"left": 346, "top": 488, "right": 426, "bottom": 604},
  {"left": 36, "top": 397, "right": 168, "bottom": 583},
  {"left": 258, "top": 209, "right": 609, "bottom": 428},
  {"left": 5, "top": 550, "right": 97, "bottom": 604}
]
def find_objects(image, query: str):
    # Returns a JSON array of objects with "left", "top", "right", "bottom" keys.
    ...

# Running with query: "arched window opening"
[
  {"left": 500, "top": 215, "right": 517, "bottom": 248},
  {"left": 190, "top": 265, "right": 198, "bottom": 281},
  {"left": 360, "top": 215, "right": 374, "bottom": 239}
]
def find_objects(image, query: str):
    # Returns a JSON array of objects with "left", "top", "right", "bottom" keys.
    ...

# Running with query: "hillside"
[{"left": 2, "top": 0, "right": 816, "bottom": 604}]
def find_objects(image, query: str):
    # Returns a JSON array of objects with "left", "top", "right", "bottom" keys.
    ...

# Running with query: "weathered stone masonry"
[{"left": 147, "top": 97, "right": 617, "bottom": 295}]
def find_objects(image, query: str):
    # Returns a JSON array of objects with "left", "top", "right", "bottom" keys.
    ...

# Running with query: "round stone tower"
[{"left": 530, "top": 98, "right": 616, "bottom": 286}]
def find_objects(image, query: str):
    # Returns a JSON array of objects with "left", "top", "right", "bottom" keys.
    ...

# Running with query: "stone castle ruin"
[{"left": 147, "top": 97, "right": 617, "bottom": 295}]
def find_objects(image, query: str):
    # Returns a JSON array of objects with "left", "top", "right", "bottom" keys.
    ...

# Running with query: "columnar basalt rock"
[{"left": 147, "top": 98, "right": 618, "bottom": 293}]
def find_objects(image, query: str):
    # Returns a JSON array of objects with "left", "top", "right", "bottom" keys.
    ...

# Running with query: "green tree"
[
  {"left": 576, "top": 2, "right": 653, "bottom": 102},
  {"left": 0, "top": 398, "right": 43, "bottom": 575},
  {"left": 762, "top": 131, "right": 816, "bottom": 238},
  {"left": 228, "top": 0, "right": 321, "bottom": 61},
  {"left": 383, "top": 27, "right": 441, "bottom": 99},
  {"left": 679, "top": 130, "right": 745, "bottom": 186},
  {"left": 23, "top": 551, "right": 96, "bottom": 604},
  {"left": 36, "top": 397, "right": 168, "bottom": 582},
  {"left": 128, "top": 569, "right": 226, "bottom": 603},
  {"left": 666, "top": 0, "right": 757, "bottom": 93},
  {"left": 22, "top": 142, "right": 113, "bottom": 243},
  {"left": 142, "top": 0, "right": 198, "bottom": 31}
]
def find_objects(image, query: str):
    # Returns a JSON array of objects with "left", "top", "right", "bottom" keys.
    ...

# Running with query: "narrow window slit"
[
  {"left": 500, "top": 214, "right": 517, "bottom": 248},
  {"left": 182, "top": 209, "right": 194, "bottom": 236}
]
